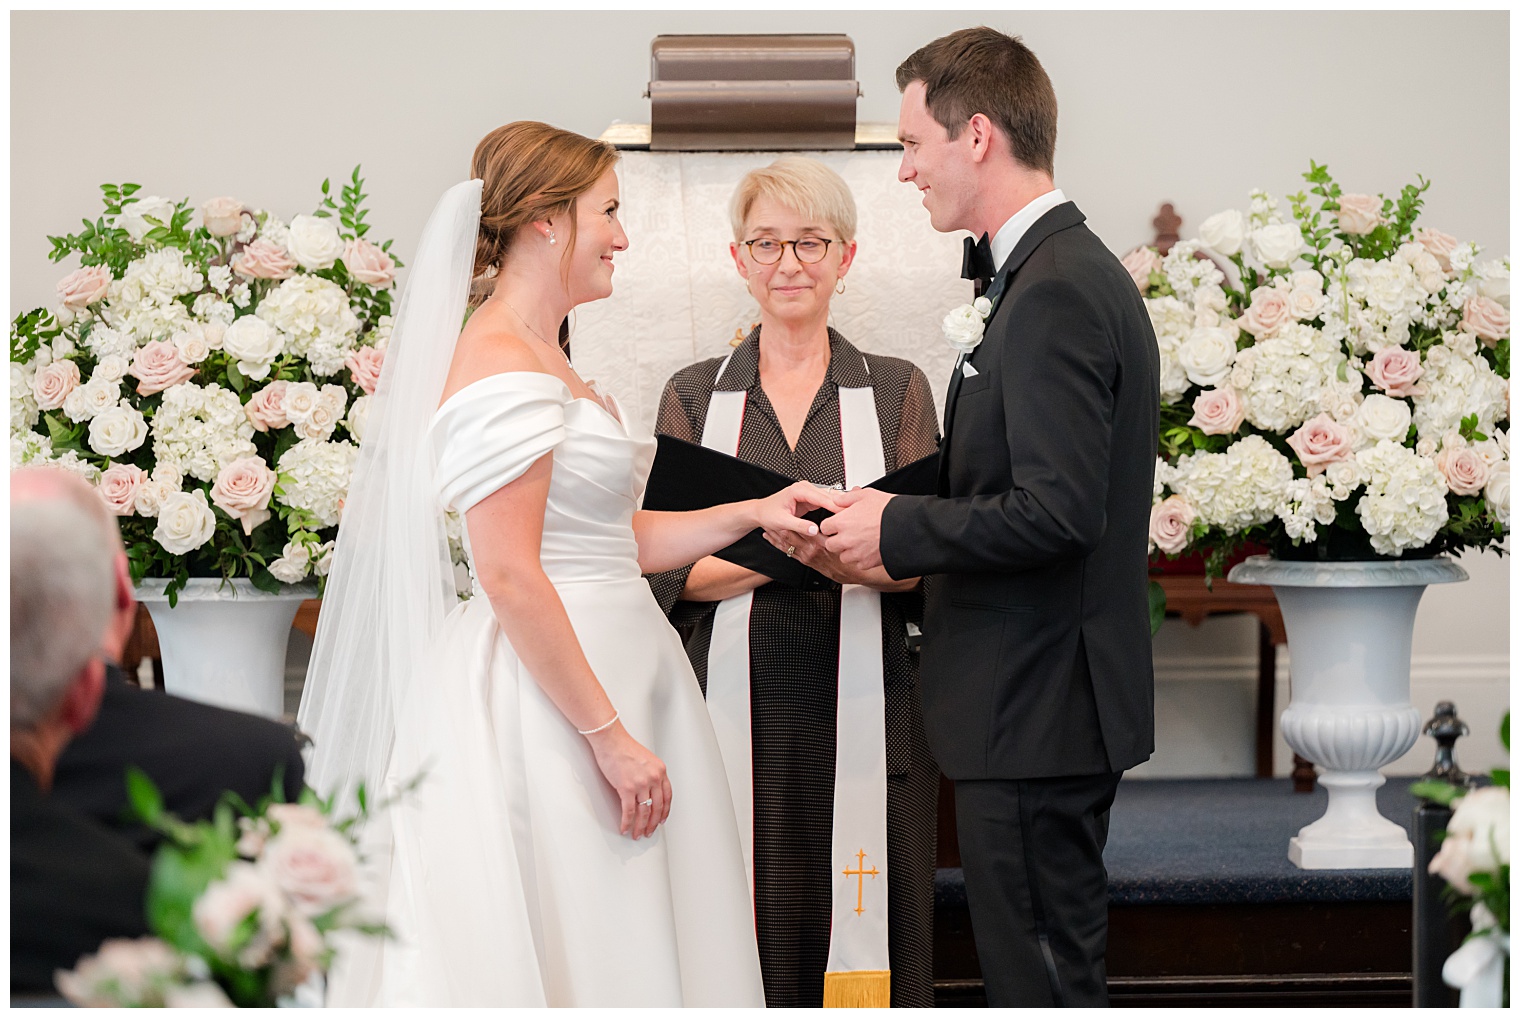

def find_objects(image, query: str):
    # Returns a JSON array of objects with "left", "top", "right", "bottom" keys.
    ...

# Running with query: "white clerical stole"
[{"left": 701, "top": 352, "right": 891, "bottom": 1007}]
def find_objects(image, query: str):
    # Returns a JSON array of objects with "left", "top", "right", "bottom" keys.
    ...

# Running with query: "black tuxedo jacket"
[
  {"left": 52, "top": 666, "right": 307, "bottom": 854},
  {"left": 881, "top": 202, "right": 1158, "bottom": 781}
]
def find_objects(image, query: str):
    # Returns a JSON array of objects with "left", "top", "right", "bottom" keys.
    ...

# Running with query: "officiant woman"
[{"left": 646, "top": 157, "right": 938, "bottom": 1008}]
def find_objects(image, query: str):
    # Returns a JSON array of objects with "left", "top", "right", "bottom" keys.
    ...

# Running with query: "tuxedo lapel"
[{"left": 936, "top": 202, "right": 1087, "bottom": 492}]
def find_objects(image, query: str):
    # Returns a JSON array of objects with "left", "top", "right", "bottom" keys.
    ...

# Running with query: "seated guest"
[
  {"left": 4, "top": 469, "right": 309, "bottom": 854},
  {"left": 647, "top": 156, "right": 940, "bottom": 1007},
  {"left": 11, "top": 472, "right": 149, "bottom": 993}
]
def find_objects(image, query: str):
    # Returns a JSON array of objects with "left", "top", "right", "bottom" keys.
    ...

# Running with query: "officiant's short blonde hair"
[{"left": 729, "top": 157, "right": 857, "bottom": 243}]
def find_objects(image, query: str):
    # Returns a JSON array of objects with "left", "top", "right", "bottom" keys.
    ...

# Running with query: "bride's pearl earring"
[{"left": 548, "top": 230, "right": 557, "bottom": 246}]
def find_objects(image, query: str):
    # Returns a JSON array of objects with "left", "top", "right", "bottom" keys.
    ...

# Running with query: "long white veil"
[{"left": 298, "top": 179, "right": 483, "bottom": 808}]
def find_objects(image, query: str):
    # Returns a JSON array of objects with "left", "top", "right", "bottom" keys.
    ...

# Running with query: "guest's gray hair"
[
  {"left": 10, "top": 484, "right": 117, "bottom": 727},
  {"left": 729, "top": 156, "right": 858, "bottom": 243}
]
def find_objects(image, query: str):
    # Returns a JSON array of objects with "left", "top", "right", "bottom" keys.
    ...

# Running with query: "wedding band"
[
  {"left": 785, "top": 545, "right": 796, "bottom": 557},
  {"left": 639, "top": 798, "right": 654, "bottom": 807}
]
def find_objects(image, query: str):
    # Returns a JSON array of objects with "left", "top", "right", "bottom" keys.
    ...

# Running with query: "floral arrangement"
[
  {"left": 1123, "top": 163, "right": 1509, "bottom": 576},
  {"left": 1414, "top": 714, "right": 1510, "bottom": 1007},
  {"left": 10, "top": 171, "right": 400, "bottom": 603},
  {"left": 54, "top": 769, "right": 405, "bottom": 1007}
]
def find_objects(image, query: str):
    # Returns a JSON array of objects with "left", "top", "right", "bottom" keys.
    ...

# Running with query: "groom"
[{"left": 819, "top": 28, "right": 1158, "bottom": 1006}]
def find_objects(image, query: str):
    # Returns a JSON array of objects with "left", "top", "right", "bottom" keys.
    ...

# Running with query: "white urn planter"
[
  {"left": 136, "top": 578, "right": 316, "bottom": 719},
  {"left": 1228, "top": 555, "right": 1469, "bottom": 870}
]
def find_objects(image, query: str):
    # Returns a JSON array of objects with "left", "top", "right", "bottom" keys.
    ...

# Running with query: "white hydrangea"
[
  {"left": 82, "top": 323, "right": 137, "bottom": 361},
  {"left": 46, "top": 449, "right": 101, "bottom": 484},
  {"left": 1235, "top": 322, "right": 1344, "bottom": 433},
  {"left": 11, "top": 431, "right": 51, "bottom": 467},
  {"left": 1247, "top": 189, "right": 1280, "bottom": 228},
  {"left": 1170, "top": 435, "right": 1294, "bottom": 534},
  {"left": 1161, "top": 241, "right": 1225, "bottom": 307},
  {"left": 256, "top": 276, "right": 360, "bottom": 377},
  {"left": 1146, "top": 296, "right": 1194, "bottom": 403},
  {"left": 1412, "top": 331, "right": 1509, "bottom": 441},
  {"left": 150, "top": 382, "right": 258, "bottom": 482},
  {"left": 276, "top": 438, "right": 358, "bottom": 528},
  {"left": 1328, "top": 255, "right": 1430, "bottom": 354},
  {"left": 103, "top": 248, "right": 202, "bottom": 343},
  {"left": 207, "top": 264, "right": 233, "bottom": 294},
  {"left": 192, "top": 294, "right": 236, "bottom": 326},
  {"left": 11, "top": 361, "right": 38, "bottom": 432},
  {"left": 1275, "top": 475, "right": 1340, "bottom": 543},
  {"left": 1354, "top": 440, "right": 1449, "bottom": 555}
]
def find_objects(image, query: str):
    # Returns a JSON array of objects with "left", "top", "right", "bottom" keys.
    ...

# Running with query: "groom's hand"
[{"left": 819, "top": 488, "right": 895, "bottom": 572}]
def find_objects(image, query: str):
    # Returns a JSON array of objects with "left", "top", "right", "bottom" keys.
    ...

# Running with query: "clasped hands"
[{"left": 757, "top": 483, "right": 896, "bottom": 585}]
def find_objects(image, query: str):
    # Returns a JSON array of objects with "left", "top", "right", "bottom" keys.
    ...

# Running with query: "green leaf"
[
  {"left": 1410, "top": 779, "right": 1466, "bottom": 806},
  {"left": 1491, "top": 768, "right": 1509, "bottom": 789},
  {"left": 248, "top": 566, "right": 282, "bottom": 595},
  {"left": 1148, "top": 580, "right": 1166, "bottom": 638},
  {"left": 1501, "top": 712, "right": 1509, "bottom": 752},
  {"left": 225, "top": 362, "right": 246, "bottom": 393},
  {"left": 321, "top": 178, "right": 330, "bottom": 195},
  {"left": 126, "top": 765, "right": 165, "bottom": 824}
]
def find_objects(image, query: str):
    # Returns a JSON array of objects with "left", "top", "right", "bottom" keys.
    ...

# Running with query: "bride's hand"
[
  {"left": 753, "top": 481, "right": 843, "bottom": 541},
  {"left": 584, "top": 723, "right": 672, "bottom": 840}
]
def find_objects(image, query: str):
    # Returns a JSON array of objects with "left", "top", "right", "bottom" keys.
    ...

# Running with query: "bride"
[{"left": 298, "top": 122, "right": 836, "bottom": 1006}]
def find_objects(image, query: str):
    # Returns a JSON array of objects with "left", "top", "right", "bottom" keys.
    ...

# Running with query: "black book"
[{"left": 643, "top": 434, "right": 938, "bottom": 589}]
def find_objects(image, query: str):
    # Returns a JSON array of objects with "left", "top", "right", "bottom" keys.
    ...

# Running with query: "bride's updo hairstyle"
[{"left": 469, "top": 121, "right": 618, "bottom": 306}]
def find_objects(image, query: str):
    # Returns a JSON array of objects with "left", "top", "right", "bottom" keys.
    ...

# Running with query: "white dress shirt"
[{"left": 989, "top": 187, "right": 1069, "bottom": 272}]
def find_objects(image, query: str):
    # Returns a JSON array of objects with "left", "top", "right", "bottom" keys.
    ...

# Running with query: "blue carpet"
[{"left": 937, "top": 777, "right": 1417, "bottom": 909}]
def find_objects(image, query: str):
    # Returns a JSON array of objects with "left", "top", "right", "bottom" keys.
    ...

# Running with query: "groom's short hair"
[{"left": 895, "top": 27, "right": 1057, "bottom": 177}]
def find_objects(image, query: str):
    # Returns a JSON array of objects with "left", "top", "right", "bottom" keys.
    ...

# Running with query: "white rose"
[
  {"left": 1250, "top": 223, "right": 1305, "bottom": 269},
  {"left": 222, "top": 316, "right": 285, "bottom": 380},
  {"left": 192, "top": 861, "right": 284, "bottom": 955},
  {"left": 1176, "top": 327, "right": 1236, "bottom": 387},
  {"left": 345, "top": 394, "right": 371, "bottom": 442},
  {"left": 1485, "top": 463, "right": 1510, "bottom": 528},
  {"left": 200, "top": 196, "right": 245, "bottom": 238},
  {"left": 170, "top": 323, "right": 213, "bottom": 364},
  {"left": 1428, "top": 787, "right": 1510, "bottom": 895},
  {"left": 152, "top": 489, "right": 216, "bottom": 554},
  {"left": 63, "top": 376, "right": 121, "bottom": 423},
  {"left": 87, "top": 404, "right": 149, "bottom": 458},
  {"left": 118, "top": 195, "right": 177, "bottom": 243},
  {"left": 285, "top": 214, "right": 343, "bottom": 271},
  {"left": 1352, "top": 393, "right": 1413, "bottom": 444},
  {"left": 942, "top": 298, "right": 991, "bottom": 354},
  {"left": 268, "top": 553, "right": 311, "bottom": 585},
  {"left": 94, "top": 354, "right": 129, "bottom": 384},
  {"left": 1198, "top": 209, "right": 1245, "bottom": 256}
]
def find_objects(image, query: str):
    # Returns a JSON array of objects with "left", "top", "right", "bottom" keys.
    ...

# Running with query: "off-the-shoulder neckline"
[{"left": 434, "top": 370, "right": 623, "bottom": 431}]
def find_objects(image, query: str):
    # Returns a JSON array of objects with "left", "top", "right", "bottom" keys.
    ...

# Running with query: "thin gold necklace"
[{"left": 499, "top": 295, "right": 566, "bottom": 362}]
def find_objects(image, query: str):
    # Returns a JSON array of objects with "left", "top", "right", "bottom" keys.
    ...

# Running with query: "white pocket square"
[{"left": 961, "top": 360, "right": 980, "bottom": 378}]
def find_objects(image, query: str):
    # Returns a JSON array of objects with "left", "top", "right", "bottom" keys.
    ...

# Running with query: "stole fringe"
[{"left": 823, "top": 969, "right": 891, "bottom": 1008}]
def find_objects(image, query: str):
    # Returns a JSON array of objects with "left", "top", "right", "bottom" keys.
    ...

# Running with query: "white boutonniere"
[{"left": 942, "top": 296, "right": 993, "bottom": 355}]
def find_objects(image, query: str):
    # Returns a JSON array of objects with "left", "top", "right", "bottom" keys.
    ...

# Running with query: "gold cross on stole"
[{"left": 842, "top": 849, "right": 879, "bottom": 916}]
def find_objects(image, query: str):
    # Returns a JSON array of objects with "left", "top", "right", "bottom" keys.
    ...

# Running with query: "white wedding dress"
[{"left": 333, "top": 370, "right": 764, "bottom": 1006}]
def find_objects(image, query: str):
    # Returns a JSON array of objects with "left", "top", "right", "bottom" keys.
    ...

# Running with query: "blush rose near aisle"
[
  {"left": 1127, "top": 162, "right": 1509, "bottom": 871},
  {"left": 9, "top": 170, "right": 414, "bottom": 717}
]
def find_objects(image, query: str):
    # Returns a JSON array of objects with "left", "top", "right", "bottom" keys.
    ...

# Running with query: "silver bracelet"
[{"left": 577, "top": 710, "right": 620, "bottom": 736}]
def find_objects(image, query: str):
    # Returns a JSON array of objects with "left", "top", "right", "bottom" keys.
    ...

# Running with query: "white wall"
[{"left": 14, "top": 11, "right": 1509, "bottom": 776}]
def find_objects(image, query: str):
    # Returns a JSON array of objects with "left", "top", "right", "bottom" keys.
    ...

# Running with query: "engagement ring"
[
  {"left": 785, "top": 545, "right": 796, "bottom": 557},
  {"left": 639, "top": 798, "right": 654, "bottom": 807}
]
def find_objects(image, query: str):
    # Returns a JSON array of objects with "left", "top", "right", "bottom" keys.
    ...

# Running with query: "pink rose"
[
  {"left": 200, "top": 197, "right": 245, "bottom": 237},
  {"left": 343, "top": 346, "right": 384, "bottom": 395},
  {"left": 96, "top": 463, "right": 147, "bottom": 516},
  {"left": 1436, "top": 444, "right": 1491, "bottom": 496},
  {"left": 232, "top": 238, "right": 296, "bottom": 280},
  {"left": 1365, "top": 346, "right": 1427, "bottom": 398},
  {"left": 244, "top": 381, "right": 290, "bottom": 432},
  {"left": 1149, "top": 495, "right": 1196, "bottom": 555},
  {"left": 1188, "top": 386, "right": 1245, "bottom": 436},
  {"left": 56, "top": 265, "right": 114, "bottom": 310},
  {"left": 31, "top": 359, "right": 80, "bottom": 410},
  {"left": 259, "top": 826, "right": 359, "bottom": 916},
  {"left": 1462, "top": 295, "right": 1509, "bottom": 346},
  {"left": 128, "top": 340, "right": 196, "bottom": 396},
  {"left": 1239, "top": 284, "right": 1293, "bottom": 338},
  {"left": 1414, "top": 228, "right": 1459, "bottom": 272},
  {"left": 1119, "top": 247, "right": 1161, "bottom": 291},
  {"left": 210, "top": 457, "right": 276, "bottom": 536},
  {"left": 341, "top": 238, "right": 397, "bottom": 287},
  {"left": 1336, "top": 194, "right": 1384, "bottom": 236},
  {"left": 1286, "top": 413, "right": 1356, "bottom": 476}
]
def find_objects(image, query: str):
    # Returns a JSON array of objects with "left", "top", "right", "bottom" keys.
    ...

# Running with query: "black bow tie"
[{"left": 961, "top": 233, "right": 996, "bottom": 294}]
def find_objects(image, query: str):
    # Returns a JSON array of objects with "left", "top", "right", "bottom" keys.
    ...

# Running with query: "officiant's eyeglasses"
[{"left": 741, "top": 237, "right": 836, "bottom": 264}]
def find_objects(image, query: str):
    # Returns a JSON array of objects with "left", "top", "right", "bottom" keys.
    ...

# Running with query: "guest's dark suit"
[
  {"left": 11, "top": 759, "right": 150, "bottom": 993},
  {"left": 53, "top": 666, "right": 307, "bottom": 854},
  {"left": 880, "top": 202, "right": 1158, "bottom": 1005}
]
